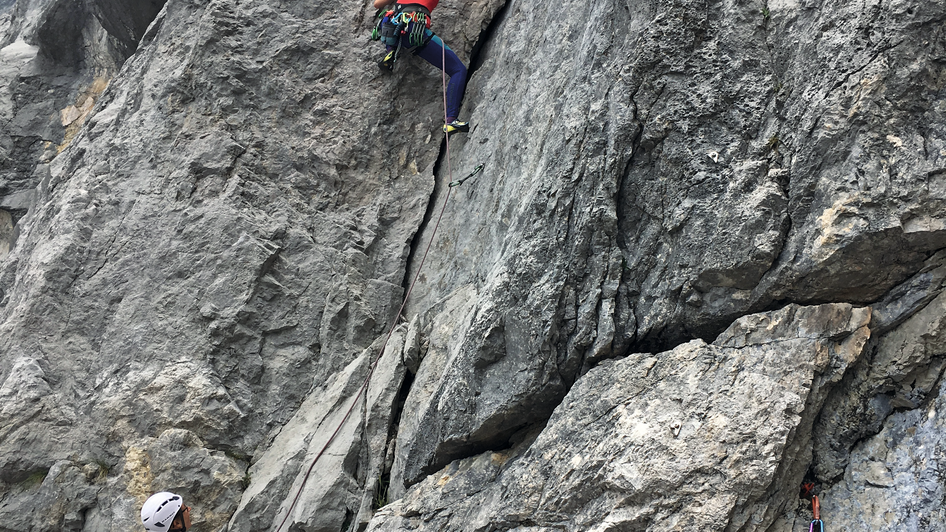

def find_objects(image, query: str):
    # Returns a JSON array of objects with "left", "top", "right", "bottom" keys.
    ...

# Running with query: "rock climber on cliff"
[
  {"left": 371, "top": 0, "right": 470, "bottom": 135},
  {"left": 141, "top": 492, "right": 192, "bottom": 532}
]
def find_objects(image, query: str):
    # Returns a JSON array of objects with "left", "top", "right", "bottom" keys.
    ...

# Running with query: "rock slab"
[{"left": 368, "top": 303, "right": 871, "bottom": 531}]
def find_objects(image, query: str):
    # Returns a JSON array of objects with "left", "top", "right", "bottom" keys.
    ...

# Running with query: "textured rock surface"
[
  {"left": 389, "top": 0, "right": 946, "bottom": 505},
  {"left": 825, "top": 372, "right": 946, "bottom": 531},
  {"left": 0, "top": 0, "right": 448, "bottom": 529},
  {"left": 0, "top": 0, "right": 944, "bottom": 530},
  {"left": 368, "top": 304, "right": 871, "bottom": 531},
  {"left": 0, "top": 0, "right": 138, "bottom": 255},
  {"left": 812, "top": 253, "right": 946, "bottom": 482}
]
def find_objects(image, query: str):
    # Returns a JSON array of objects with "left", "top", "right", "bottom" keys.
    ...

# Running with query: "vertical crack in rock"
[
  {"left": 399, "top": 0, "right": 511, "bottom": 298},
  {"left": 466, "top": 0, "right": 511, "bottom": 77},
  {"left": 386, "top": 0, "right": 649, "bottom": 498},
  {"left": 399, "top": 147, "right": 445, "bottom": 300}
]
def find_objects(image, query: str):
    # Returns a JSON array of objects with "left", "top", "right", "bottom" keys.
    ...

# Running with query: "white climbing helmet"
[{"left": 140, "top": 492, "right": 183, "bottom": 531}]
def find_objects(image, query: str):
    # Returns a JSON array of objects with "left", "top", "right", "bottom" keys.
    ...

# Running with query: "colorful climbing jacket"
[{"left": 397, "top": 0, "right": 439, "bottom": 12}]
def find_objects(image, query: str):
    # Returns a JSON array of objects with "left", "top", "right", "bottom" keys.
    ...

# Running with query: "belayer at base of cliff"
[
  {"left": 141, "top": 492, "right": 193, "bottom": 532},
  {"left": 370, "top": 0, "right": 470, "bottom": 135}
]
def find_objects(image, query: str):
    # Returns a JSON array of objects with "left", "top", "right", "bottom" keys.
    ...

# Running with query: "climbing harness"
[
  {"left": 399, "top": 10, "right": 432, "bottom": 47},
  {"left": 273, "top": 21, "right": 478, "bottom": 532},
  {"left": 809, "top": 495, "right": 824, "bottom": 532},
  {"left": 370, "top": 4, "right": 434, "bottom": 70}
]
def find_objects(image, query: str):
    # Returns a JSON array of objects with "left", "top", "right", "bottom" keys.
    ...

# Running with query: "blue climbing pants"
[{"left": 392, "top": 30, "right": 467, "bottom": 121}]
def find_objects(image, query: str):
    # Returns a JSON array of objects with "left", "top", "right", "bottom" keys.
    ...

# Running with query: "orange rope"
[{"left": 442, "top": 36, "right": 453, "bottom": 184}]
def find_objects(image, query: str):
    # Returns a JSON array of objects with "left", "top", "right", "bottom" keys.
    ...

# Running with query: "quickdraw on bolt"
[
  {"left": 809, "top": 494, "right": 824, "bottom": 532},
  {"left": 799, "top": 480, "right": 824, "bottom": 532},
  {"left": 449, "top": 164, "right": 483, "bottom": 187}
]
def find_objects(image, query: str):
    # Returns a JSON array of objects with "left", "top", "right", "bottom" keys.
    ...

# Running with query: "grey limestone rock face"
[
  {"left": 0, "top": 0, "right": 945, "bottom": 529},
  {"left": 386, "top": 0, "right": 946, "bottom": 507},
  {"left": 0, "top": 0, "right": 143, "bottom": 255},
  {"left": 0, "top": 0, "right": 463, "bottom": 529},
  {"left": 226, "top": 322, "right": 418, "bottom": 532},
  {"left": 619, "top": 0, "right": 946, "bottom": 341},
  {"left": 812, "top": 253, "right": 946, "bottom": 483}
]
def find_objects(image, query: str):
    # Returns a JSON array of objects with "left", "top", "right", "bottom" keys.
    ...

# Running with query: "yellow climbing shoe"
[
  {"left": 443, "top": 120, "right": 470, "bottom": 135},
  {"left": 378, "top": 51, "right": 395, "bottom": 71}
]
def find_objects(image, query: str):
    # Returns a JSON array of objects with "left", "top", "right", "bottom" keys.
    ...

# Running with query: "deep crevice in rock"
[
  {"left": 34, "top": 0, "right": 88, "bottom": 66},
  {"left": 809, "top": 280, "right": 946, "bottom": 485},
  {"left": 371, "top": 370, "right": 414, "bottom": 510},
  {"left": 35, "top": 0, "right": 168, "bottom": 68},
  {"left": 399, "top": 0, "right": 507, "bottom": 295},
  {"left": 466, "top": 0, "right": 511, "bottom": 78},
  {"left": 87, "top": 0, "right": 167, "bottom": 61},
  {"left": 399, "top": 154, "right": 444, "bottom": 297},
  {"left": 416, "top": 418, "right": 548, "bottom": 486}
]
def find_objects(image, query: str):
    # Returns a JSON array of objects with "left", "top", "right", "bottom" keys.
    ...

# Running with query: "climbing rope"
[
  {"left": 442, "top": 38, "right": 453, "bottom": 191},
  {"left": 272, "top": 31, "right": 472, "bottom": 532}
]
